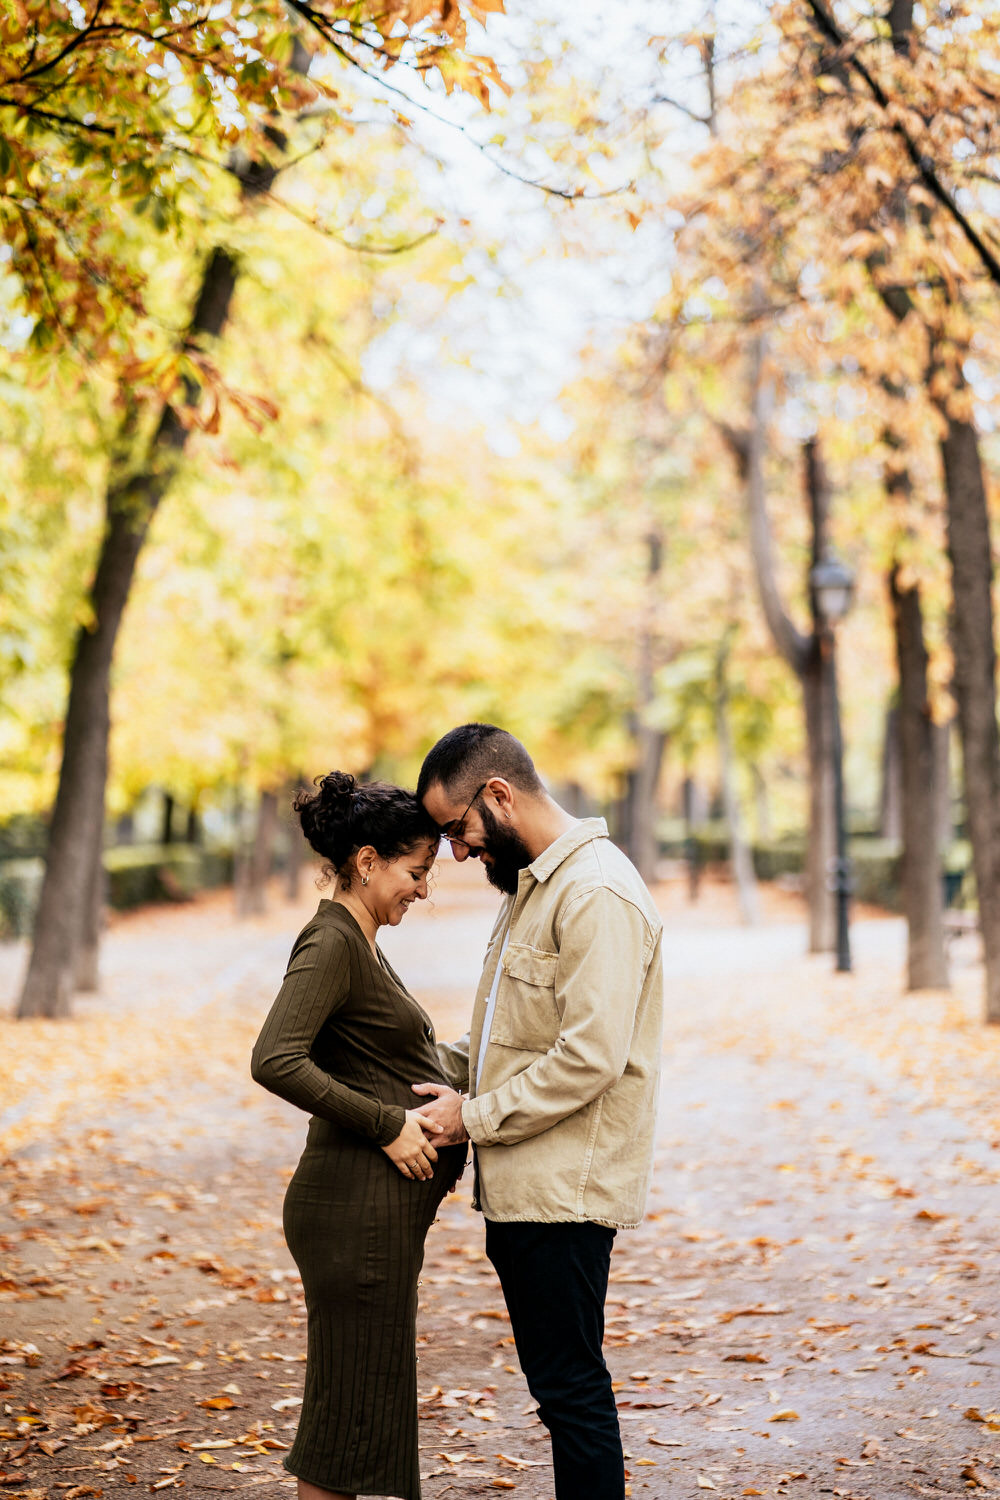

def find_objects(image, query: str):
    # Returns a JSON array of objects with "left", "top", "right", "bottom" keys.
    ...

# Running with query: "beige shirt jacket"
[{"left": 436, "top": 818, "right": 664, "bottom": 1230}]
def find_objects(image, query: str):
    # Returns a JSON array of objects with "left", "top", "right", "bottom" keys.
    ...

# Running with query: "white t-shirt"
[{"left": 476, "top": 931, "right": 511, "bottom": 1086}]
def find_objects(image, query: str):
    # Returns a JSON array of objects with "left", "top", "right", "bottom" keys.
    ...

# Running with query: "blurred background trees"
[{"left": 3, "top": 0, "right": 1000, "bottom": 1019}]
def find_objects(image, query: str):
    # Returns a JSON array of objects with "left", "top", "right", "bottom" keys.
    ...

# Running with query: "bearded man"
[{"left": 412, "top": 723, "right": 664, "bottom": 1500}]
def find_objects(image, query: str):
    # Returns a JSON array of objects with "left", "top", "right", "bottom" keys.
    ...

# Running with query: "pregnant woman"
[{"left": 251, "top": 772, "right": 467, "bottom": 1500}]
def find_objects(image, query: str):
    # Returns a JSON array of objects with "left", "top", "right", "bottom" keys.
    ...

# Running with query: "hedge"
[
  {"left": 0, "top": 843, "right": 234, "bottom": 939},
  {"left": 0, "top": 858, "right": 46, "bottom": 940},
  {"left": 658, "top": 825, "right": 972, "bottom": 914}
]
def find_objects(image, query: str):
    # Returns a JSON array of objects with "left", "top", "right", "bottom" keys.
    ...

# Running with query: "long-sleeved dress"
[{"left": 251, "top": 899, "right": 466, "bottom": 1500}]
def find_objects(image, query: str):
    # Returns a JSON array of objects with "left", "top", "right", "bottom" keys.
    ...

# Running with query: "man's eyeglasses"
[{"left": 440, "top": 782, "right": 488, "bottom": 850}]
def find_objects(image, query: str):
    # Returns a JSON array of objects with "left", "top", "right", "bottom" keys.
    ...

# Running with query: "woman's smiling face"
[{"left": 365, "top": 837, "right": 438, "bottom": 927}]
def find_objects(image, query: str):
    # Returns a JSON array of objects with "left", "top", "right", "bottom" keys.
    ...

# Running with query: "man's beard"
[{"left": 478, "top": 802, "right": 533, "bottom": 895}]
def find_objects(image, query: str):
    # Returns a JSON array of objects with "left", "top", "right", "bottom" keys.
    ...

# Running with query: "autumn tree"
[
  {"left": 6, "top": 0, "right": 508, "bottom": 1017},
  {"left": 649, "top": 0, "right": 1000, "bottom": 1005},
  {"left": 774, "top": 0, "right": 1000, "bottom": 1008}
]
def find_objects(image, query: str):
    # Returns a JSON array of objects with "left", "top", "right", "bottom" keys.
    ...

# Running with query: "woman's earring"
[{"left": 361, "top": 874, "right": 369, "bottom": 886}]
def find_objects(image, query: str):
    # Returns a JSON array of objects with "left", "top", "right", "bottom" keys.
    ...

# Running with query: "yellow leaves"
[
  {"left": 0, "top": 1342, "right": 41, "bottom": 1368},
  {"left": 197, "top": 1394, "right": 236, "bottom": 1410},
  {"left": 398, "top": 0, "right": 454, "bottom": 24},
  {"left": 840, "top": 230, "right": 885, "bottom": 260},
  {"left": 74, "top": 1236, "right": 119, "bottom": 1256},
  {"left": 71, "top": 1402, "right": 121, "bottom": 1431},
  {"left": 717, "top": 1305, "right": 788, "bottom": 1324},
  {"left": 962, "top": 1466, "right": 997, "bottom": 1490},
  {"left": 769, "top": 1408, "right": 800, "bottom": 1422},
  {"left": 964, "top": 1407, "right": 1000, "bottom": 1431}
]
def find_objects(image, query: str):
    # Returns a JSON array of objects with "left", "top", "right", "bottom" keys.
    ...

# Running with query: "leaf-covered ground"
[{"left": 2, "top": 865, "right": 999, "bottom": 1500}]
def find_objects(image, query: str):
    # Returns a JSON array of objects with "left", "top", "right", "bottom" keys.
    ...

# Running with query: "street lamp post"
[{"left": 810, "top": 554, "right": 855, "bottom": 974}]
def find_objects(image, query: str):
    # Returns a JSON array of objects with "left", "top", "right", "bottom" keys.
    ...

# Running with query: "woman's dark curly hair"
[{"left": 293, "top": 772, "right": 439, "bottom": 887}]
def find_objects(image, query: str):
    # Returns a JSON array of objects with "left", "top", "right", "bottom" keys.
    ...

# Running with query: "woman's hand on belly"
[{"left": 382, "top": 1109, "right": 443, "bottom": 1181}]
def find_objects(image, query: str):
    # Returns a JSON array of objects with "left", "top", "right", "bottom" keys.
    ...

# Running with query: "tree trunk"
[
  {"left": 889, "top": 566, "right": 949, "bottom": 990},
  {"left": 161, "top": 791, "right": 176, "bottom": 846},
  {"left": 682, "top": 775, "right": 705, "bottom": 903},
  {"left": 16, "top": 249, "right": 240, "bottom": 1019},
  {"left": 723, "top": 350, "right": 837, "bottom": 951},
  {"left": 803, "top": 440, "right": 841, "bottom": 953},
  {"left": 715, "top": 639, "right": 760, "bottom": 925},
  {"left": 284, "top": 783, "right": 305, "bottom": 902},
  {"left": 751, "top": 764, "right": 772, "bottom": 844},
  {"left": 937, "top": 405, "right": 1000, "bottom": 1020},
  {"left": 244, "top": 790, "right": 279, "bottom": 916},
  {"left": 17, "top": 491, "right": 152, "bottom": 1017},
  {"left": 285, "top": 818, "right": 305, "bottom": 902},
  {"left": 233, "top": 788, "right": 253, "bottom": 919},
  {"left": 74, "top": 821, "right": 106, "bottom": 994},
  {"left": 625, "top": 727, "right": 666, "bottom": 886},
  {"left": 624, "top": 528, "right": 667, "bottom": 886},
  {"left": 879, "top": 704, "right": 903, "bottom": 841},
  {"left": 802, "top": 651, "right": 836, "bottom": 952},
  {"left": 933, "top": 720, "right": 953, "bottom": 851},
  {"left": 186, "top": 802, "right": 201, "bottom": 845}
]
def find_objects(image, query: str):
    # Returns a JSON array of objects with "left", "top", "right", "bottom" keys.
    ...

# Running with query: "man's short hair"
[{"left": 417, "top": 724, "right": 543, "bottom": 803}]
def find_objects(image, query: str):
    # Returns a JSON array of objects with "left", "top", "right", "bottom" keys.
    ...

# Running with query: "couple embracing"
[{"left": 251, "top": 723, "right": 664, "bottom": 1500}]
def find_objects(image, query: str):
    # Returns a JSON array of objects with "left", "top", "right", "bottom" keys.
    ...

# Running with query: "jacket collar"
[{"left": 525, "top": 817, "right": 609, "bottom": 886}]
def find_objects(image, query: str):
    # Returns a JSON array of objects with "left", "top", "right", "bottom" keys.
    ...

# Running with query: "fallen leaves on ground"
[{"left": 3, "top": 878, "right": 1000, "bottom": 1497}]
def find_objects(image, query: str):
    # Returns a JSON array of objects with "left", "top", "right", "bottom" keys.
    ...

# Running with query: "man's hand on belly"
[{"left": 411, "top": 1082, "right": 469, "bottom": 1145}]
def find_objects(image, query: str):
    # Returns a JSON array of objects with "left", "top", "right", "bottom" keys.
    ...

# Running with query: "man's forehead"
[{"left": 421, "top": 782, "right": 463, "bottom": 823}]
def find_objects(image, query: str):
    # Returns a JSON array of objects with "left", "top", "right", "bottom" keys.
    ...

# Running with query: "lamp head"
[{"left": 810, "top": 554, "right": 855, "bottom": 626}]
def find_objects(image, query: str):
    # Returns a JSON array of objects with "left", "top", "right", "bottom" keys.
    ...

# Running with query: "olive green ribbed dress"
[{"left": 251, "top": 900, "right": 466, "bottom": 1500}]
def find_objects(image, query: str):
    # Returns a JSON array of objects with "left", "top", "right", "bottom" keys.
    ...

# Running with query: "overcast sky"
[{"left": 321, "top": 0, "right": 731, "bottom": 443}]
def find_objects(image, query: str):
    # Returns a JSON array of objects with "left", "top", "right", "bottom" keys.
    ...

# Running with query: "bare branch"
[
  {"left": 263, "top": 187, "right": 440, "bottom": 253},
  {"left": 649, "top": 92, "right": 712, "bottom": 128},
  {"left": 284, "top": 0, "right": 631, "bottom": 203},
  {"left": 722, "top": 334, "right": 811, "bottom": 675},
  {"left": 4, "top": 0, "right": 107, "bottom": 88}
]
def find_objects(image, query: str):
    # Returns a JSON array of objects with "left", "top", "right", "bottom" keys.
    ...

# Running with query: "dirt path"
[{"left": 2, "top": 864, "right": 999, "bottom": 1500}]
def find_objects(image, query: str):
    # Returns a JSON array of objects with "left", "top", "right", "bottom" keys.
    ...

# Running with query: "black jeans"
[{"left": 485, "top": 1219, "right": 623, "bottom": 1500}]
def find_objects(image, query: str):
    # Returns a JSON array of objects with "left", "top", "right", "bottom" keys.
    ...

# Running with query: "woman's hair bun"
[
  {"left": 293, "top": 772, "right": 357, "bottom": 869},
  {"left": 292, "top": 771, "right": 438, "bottom": 882},
  {"left": 315, "top": 770, "right": 357, "bottom": 811}
]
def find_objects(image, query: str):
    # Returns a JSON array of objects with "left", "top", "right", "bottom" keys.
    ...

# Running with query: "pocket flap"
[{"left": 502, "top": 943, "right": 557, "bottom": 986}]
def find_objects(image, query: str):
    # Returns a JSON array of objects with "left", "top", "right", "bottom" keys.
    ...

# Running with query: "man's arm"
[
  {"left": 435, "top": 1033, "right": 471, "bottom": 1092},
  {"left": 460, "top": 886, "right": 654, "bottom": 1147}
]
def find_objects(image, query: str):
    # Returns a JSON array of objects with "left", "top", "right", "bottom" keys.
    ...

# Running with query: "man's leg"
[{"left": 486, "top": 1220, "right": 623, "bottom": 1500}]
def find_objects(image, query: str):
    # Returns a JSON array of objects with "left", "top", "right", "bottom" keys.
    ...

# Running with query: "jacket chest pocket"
[{"left": 490, "top": 943, "right": 560, "bottom": 1053}]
